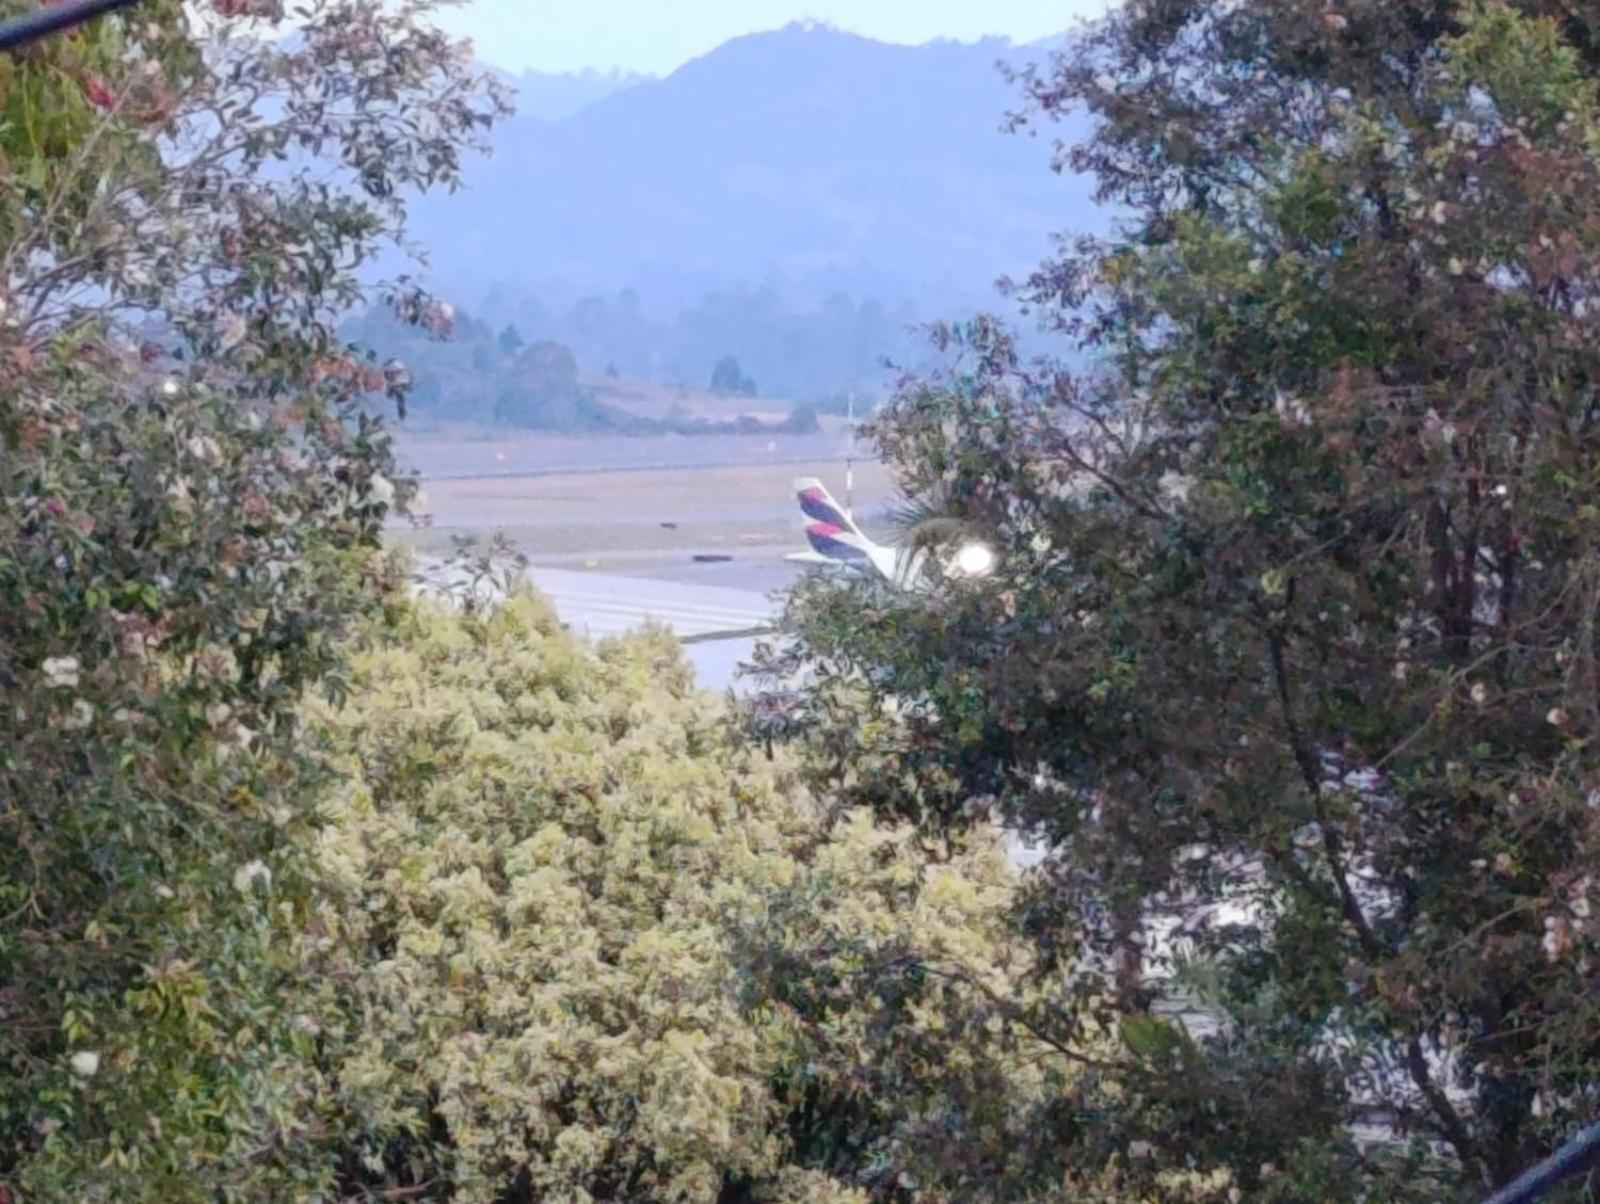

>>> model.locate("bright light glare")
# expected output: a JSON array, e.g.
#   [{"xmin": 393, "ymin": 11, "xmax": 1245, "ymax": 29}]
[{"xmin": 953, "ymin": 541, "xmax": 996, "ymax": 577}]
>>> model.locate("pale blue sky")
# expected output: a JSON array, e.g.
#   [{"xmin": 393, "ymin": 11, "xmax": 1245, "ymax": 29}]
[{"xmin": 436, "ymin": 1, "xmax": 1110, "ymax": 77}]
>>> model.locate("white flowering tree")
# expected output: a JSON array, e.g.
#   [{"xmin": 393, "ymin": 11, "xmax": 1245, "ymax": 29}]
[
  {"xmin": 299, "ymin": 594, "xmax": 1110, "ymax": 1202},
  {"xmin": 0, "ymin": 1, "xmax": 506, "ymax": 1195}
]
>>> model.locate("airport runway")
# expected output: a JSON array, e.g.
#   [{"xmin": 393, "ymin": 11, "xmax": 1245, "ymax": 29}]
[
  {"xmin": 524, "ymin": 566, "xmax": 777, "ymax": 692},
  {"xmin": 415, "ymin": 559, "xmax": 781, "ymax": 691},
  {"xmin": 522, "ymin": 566, "xmax": 777, "ymax": 642}
]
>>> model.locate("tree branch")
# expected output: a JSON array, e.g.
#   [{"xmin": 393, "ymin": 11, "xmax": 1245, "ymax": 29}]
[{"xmin": 1261, "ymin": 600, "xmax": 1487, "ymax": 1178}]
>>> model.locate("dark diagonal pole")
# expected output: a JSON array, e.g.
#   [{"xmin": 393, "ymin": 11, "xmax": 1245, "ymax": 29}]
[
  {"xmin": 0, "ymin": 0, "xmax": 151, "ymax": 55},
  {"xmin": 1483, "ymin": 1122, "xmax": 1600, "ymax": 1204}
]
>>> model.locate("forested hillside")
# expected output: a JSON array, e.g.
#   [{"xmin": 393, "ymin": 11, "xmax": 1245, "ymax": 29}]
[{"xmin": 404, "ymin": 24, "xmax": 1093, "ymax": 315}]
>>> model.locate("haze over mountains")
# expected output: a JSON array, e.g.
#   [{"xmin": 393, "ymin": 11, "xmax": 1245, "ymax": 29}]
[
  {"xmin": 504, "ymin": 67, "xmax": 653, "ymax": 123},
  {"xmin": 408, "ymin": 23, "xmax": 1096, "ymax": 318}
]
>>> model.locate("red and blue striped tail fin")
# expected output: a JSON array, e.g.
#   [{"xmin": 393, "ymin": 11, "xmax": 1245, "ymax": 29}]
[{"xmin": 794, "ymin": 478, "xmax": 872, "ymax": 564}]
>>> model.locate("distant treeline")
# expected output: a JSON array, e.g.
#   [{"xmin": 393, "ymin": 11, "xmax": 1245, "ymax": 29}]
[
  {"xmin": 473, "ymin": 285, "xmax": 924, "ymax": 406},
  {"xmin": 344, "ymin": 304, "xmax": 830, "ymax": 434}
]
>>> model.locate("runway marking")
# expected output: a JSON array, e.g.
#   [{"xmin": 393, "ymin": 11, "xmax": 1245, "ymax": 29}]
[{"xmin": 417, "ymin": 561, "xmax": 779, "ymax": 642}]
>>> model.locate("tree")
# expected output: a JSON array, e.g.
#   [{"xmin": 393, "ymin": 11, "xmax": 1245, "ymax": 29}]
[
  {"xmin": 498, "ymin": 322, "xmax": 526, "ymax": 355},
  {"xmin": 493, "ymin": 339, "xmax": 595, "ymax": 429},
  {"xmin": 765, "ymin": 2, "xmax": 1600, "ymax": 1198},
  {"xmin": 300, "ymin": 591, "xmax": 1106, "ymax": 1201},
  {"xmin": 711, "ymin": 353, "xmax": 758, "ymax": 397},
  {"xmin": 783, "ymin": 402, "xmax": 821, "ymax": 434},
  {"xmin": 0, "ymin": 1, "xmax": 507, "ymax": 1195}
]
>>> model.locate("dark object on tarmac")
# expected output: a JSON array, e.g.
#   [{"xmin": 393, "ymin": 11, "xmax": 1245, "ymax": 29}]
[
  {"xmin": 660, "ymin": 522, "xmax": 678, "ymax": 529},
  {"xmin": 692, "ymin": 554, "xmax": 733, "ymax": 563},
  {"xmin": 0, "ymin": 0, "xmax": 150, "ymax": 55}
]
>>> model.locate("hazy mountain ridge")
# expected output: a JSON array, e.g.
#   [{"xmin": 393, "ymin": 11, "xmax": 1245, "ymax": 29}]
[{"xmin": 408, "ymin": 23, "xmax": 1094, "ymax": 318}]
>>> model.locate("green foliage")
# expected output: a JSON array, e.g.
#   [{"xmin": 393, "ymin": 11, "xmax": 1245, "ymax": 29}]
[
  {"xmin": 0, "ymin": 0, "xmax": 193, "ymax": 252},
  {"xmin": 0, "ymin": 0, "xmax": 507, "ymax": 1196},
  {"xmin": 299, "ymin": 594, "xmax": 1101, "ymax": 1201},
  {"xmin": 766, "ymin": 1, "xmax": 1600, "ymax": 1199}
]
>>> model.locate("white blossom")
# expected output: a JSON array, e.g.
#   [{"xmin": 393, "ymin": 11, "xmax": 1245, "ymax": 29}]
[
  {"xmin": 62, "ymin": 699, "xmax": 94, "ymax": 731},
  {"xmin": 1543, "ymin": 916, "xmax": 1572, "ymax": 962},
  {"xmin": 1274, "ymin": 390, "xmax": 1311, "ymax": 427},
  {"xmin": 186, "ymin": 435, "xmax": 222, "ymax": 464},
  {"xmin": 233, "ymin": 859, "xmax": 272, "ymax": 894},
  {"xmin": 215, "ymin": 311, "xmax": 247, "ymax": 351},
  {"xmin": 41, "ymin": 656, "xmax": 80, "ymax": 688},
  {"xmin": 367, "ymin": 473, "xmax": 396, "ymax": 507},
  {"xmin": 1571, "ymin": 876, "xmax": 1593, "ymax": 920},
  {"xmin": 69, "ymin": 1050, "xmax": 101, "ymax": 1079}
]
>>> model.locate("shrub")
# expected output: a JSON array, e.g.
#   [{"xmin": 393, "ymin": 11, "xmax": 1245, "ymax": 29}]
[{"xmin": 301, "ymin": 593, "xmax": 1097, "ymax": 1201}]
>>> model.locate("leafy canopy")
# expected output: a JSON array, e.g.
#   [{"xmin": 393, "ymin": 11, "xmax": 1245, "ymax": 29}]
[
  {"xmin": 0, "ymin": 0, "xmax": 505, "ymax": 1195},
  {"xmin": 763, "ymin": 2, "xmax": 1600, "ymax": 1199},
  {"xmin": 298, "ymin": 593, "xmax": 1099, "ymax": 1202}
]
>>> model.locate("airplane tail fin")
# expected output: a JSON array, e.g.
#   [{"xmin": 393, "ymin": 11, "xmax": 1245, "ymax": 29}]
[{"xmin": 793, "ymin": 477, "xmax": 875, "ymax": 565}]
